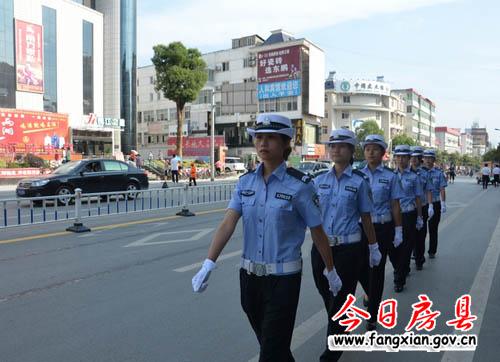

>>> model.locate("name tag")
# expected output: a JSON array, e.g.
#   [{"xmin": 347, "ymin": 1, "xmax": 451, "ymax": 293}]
[
  {"xmin": 241, "ymin": 190, "xmax": 255, "ymax": 197},
  {"xmin": 319, "ymin": 184, "xmax": 331, "ymax": 189},
  {"xmin": 345, "ymin": 185, "xmax": 357, "ymax": 193},
  {"xmin": 275, "ymin": 192, "xmax": 292, "ymax": 201},
  {"xmin": 378, "ymin": 178, "xmax": 389, "ymax": 184}
]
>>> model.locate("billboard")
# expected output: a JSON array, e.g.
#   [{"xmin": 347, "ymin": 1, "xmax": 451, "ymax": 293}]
[
  {"xmin": 0, "ymin": 108, "xmax": 69, "ymax": 148},
  {"xmin": 167, "ymin": 136, "xmax": 225, "ymax": 157},
  {"xmin": 257, "ymin": 79, "xmax": 301, "ymax": 100},
  {"xmin": 257, "ymin": 45, "xmax": 301, "ymax": 84},
  {"xmin": 15, "ymin": 19, "xmax": 44, "ymax": 93}
]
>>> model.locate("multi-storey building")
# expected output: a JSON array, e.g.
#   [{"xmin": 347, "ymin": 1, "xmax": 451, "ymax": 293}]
[
  {"xmin": 435, "ymin": 126, "xmax": 460, "ymax": 153},
  {"xmin": 460, "ymin": 132, "xmax": 473, "ymax": 155}
]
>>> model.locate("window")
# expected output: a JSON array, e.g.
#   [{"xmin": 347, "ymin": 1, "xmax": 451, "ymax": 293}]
[
  {"xmin": 376, "ymin": 112, "xmax": 381, "ymax": 120},
  {"xmin": 222, "ymin": 61, "xmax": 230, "ymax": 71},
  {"xmin": 342, "ymin": 112, "xmax": 349, "ymax": 119},
  {"xmin": 82, "ymin": 20, "xmax": 94, "ymax": 114},
  {"xmin": 407, "ymin": 106, "xmax": 412, "ymax": 113},
  {"xmin": 157, "ymin": 109, "xmax": 168, "ymax": 121},
  {"xmin": 43, "ymin": 6, "xmax": 57, "ymax": 112},
  {"xmin": 103, "ymin": 161, "xmax": 123, "ymax": 171},
  {"xmin": 150, "ymin": 76, "xmax": 154, "ymax": 84},
  {"xmin": 322, "ymin": 126, "xmax": 328, "ymax": 135},
  {"xmin": 0, "ymin": 0, "xmax": 15, "ymax": 108},
  {"xmin": 149, "ymin": 93, "xmax": 153, "ymax": 102},
  {"xmin": 169, "ymin": 108, "xmax": 177, "ymax": 120},
  {"xmin": 207, "ymin": 69, "xmax": 214, "ymax": 81},
  {"xmin": 343, "ymin": 96, "xmax": 350, "ymax": 103},
  {"xmin": 157, "ymin": 92, "xmax": 161, "ymax": 100},
  {"xmin": 137, "ymin": 111, "xmax": 142, "ymax": 123},
  {"xmin": 185, "ymin": 106, "xmax": 191, "ymax": 120}
]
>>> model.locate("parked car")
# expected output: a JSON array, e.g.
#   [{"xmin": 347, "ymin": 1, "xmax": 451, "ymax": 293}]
[
  {"xmin": 16, "ymin": 159, "xmax": 149, "ymax": 205},
  {"xmin": 224, "ymin": 157, "xmax": 246, "ymax": 173},
  {"xmin": 298, "ymin": 161, "xmax": 330, "ymax": 176}
]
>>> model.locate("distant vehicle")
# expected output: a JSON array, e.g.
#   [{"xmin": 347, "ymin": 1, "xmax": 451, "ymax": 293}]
[
  {"xmin": 224, "ymin": 157, "xmax": 246, "ymax": 173},
  {"xmin": 298, "ymin": 161, "xmax": 330, "ymax": 176},
  {"xmin": 16, "ymin": 159, "xmax": 149, "ymax": 205}
]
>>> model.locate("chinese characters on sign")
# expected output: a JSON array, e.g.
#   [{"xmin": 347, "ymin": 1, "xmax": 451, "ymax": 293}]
[
  {"xmin": 166, "ymin": 136, "xmax": 225, "ymax": 157},
  {"xmin": 257, "ymin": 79, "xmax": 301, "ymax": 100},
  {"xmin": 335, "ymin": 80, "xmax": 391, "ymax": 96},
  {"xmin": 15, "ymin": 19, "xmax": 44, "ymax": 93}
]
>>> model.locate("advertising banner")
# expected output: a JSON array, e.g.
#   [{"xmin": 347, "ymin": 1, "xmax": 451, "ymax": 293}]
[
  {"xmin": 257, "ymin": 45, "xmax": 301, "ymax": 84},
  {"xmin": 167, "ymin": 136, "xmax": 225, "ymax": 157},
  {"xmin": 15, "ymin": 19, "xmax": 44, "ymax": 93},
  {"xmin": 0, "ymin": 108, "xmax": 69, "ymax": 148},
  {"xmin": 257, "ymin": 79, "xmax": 301, "ymax": 100}
]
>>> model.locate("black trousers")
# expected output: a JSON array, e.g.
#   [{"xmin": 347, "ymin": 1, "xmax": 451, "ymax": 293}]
[
  {"xmin": 398, "ymin": 210, "xmax": 417, "ymax": 286},
  {"xmin": 494, "ymin": 175, "xmax": 499, "ymax": 187},
  {"xmin": 189, "ymin": 177, "xmax": 197, "ymax": 186},
  {"xmin": 311, "ymin": 242, "xmax": 364, "ymax": 362},
  {"xmin": 240, "ymin": 269, "xmax": 301, "ymax": 362},
  {"xmin": 428, "ymin": 201, "xmax": 442, "ymax": 255},
  {"xmin": 482, "ymin": 175, "xmax": 489, "ymax": 189},
  {"xmin": 171, "ymin": 170, "xmax": 179, "ymax": 183},
  {"xmin": 414, "ymin": 205, "xmax": 429, "ymax": 266},
  {"xmin": 359, "ymin": 222, "xmax": 397, "ymax": 323}
]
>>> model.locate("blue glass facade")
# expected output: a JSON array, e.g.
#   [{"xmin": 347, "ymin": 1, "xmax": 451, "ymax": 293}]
[
  {"xmin": 0, "ymin": 0, "xmax": 15, "ymax": 108},
  {"xmin": 42, "ymin": 6, "xmax": 57, "ymax": 112},
  {"xmin": 82, "ymin": 20, "xmax": 93, "ymax": 114},
  {"xmin": 120, "ymin": 0, "xmax": 137, "ymax": 153}
]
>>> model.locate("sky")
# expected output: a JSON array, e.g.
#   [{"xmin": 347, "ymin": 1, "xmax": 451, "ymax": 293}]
[{"xmin": 137, "ymin": 0, "xmax": 500, "ymax": 146}]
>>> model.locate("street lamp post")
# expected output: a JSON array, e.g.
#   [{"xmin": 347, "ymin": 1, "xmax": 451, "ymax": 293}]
[{"xmin": 210, "ymin": 90, "xmax": 216, "ymax": 182}]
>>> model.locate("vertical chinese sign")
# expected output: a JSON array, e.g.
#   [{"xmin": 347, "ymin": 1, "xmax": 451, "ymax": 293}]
[
  {"xmin": 257, "ymin": 46, "xmax": 301, "ymax": 100},
  {"xmin": 15, "ymin": 19, "xmax": 44, "ymax": 93}
]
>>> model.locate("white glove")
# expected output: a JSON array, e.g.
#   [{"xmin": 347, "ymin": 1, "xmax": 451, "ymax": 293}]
[
  {"xmin": 369, "ymin": 242, "xmax": 382, "ymax": 267},
  {"xmin": 416, "ymin": 216, "xmax": 424, "ymax": 230},
  {"xmin": 441, "ymin": 201, "xmax": 447, "ymax": 213},
  {"xmin": 192, "ymin": 259, "xmax": 217, "ymax": 293},
  {"xmin": 323, "ymin": 267, "xmax": 342, "ymax": 297},
  {"xmin": 428, "ymin": 204, "xmax": 434, "ymax": 219},
  {"xmin": 393, "ymin": 226, "xmax": 403, "ymax": 248}
]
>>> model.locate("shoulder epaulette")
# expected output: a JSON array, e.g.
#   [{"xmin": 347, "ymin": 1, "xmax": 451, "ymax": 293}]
[
  {"xmin": 353, "ymin": 169, "xmax": 370, "ymax": 182},
  {"xmin": 239, "ymin": 169, "xmax": 255, "ymax": 178},
  {"xmin": 383, "ymin": 166, "xmax": 394, "ymax": 172},
  {"xmin": 286, "ymin": 167, "xmax": 311, "ymax": 183}
]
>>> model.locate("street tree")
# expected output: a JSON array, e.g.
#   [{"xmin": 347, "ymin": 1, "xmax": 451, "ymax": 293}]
[
  {"xmin": 483, "ymin": 144, "xmax": 500, "ymax": 162},
  {"xmin": 354, "ymin": 120, "xmax": 384, "ymax": 159},
  {"xmin": 152, "ymin": 42, "xmax": 207, "ymax": 157},
  {"xmin": 391, "ymin": 133, "xmax": 417, "ymax": 148}
]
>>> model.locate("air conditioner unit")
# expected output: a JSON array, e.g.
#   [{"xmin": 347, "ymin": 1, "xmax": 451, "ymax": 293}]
[
  {"xmin": 249, "ymin": 76, "xmax": 256, "ymax": 81},
  {"xmin": 215, "ymin": 65, "xmax": 222, "ymax": 71},
  {"xmin": 249, "ymin": 60, "xmax": 256, "ymax": 66},
  {"xmin": 215, "ymin": 85, "xmax": 222, "ymax": 91},
  {"xmin": 249, "ymin": 55, "xmax": 256, "ymax": 61}
]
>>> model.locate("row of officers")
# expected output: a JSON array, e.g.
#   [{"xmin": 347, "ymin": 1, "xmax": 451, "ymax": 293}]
[{"xmin": 192, "ymin": 114, "xmax": 448, "ymax": 362}]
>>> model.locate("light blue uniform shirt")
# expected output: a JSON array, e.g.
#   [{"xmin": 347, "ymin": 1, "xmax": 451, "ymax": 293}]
[
  {"xmin": 228, "ymin": 162, "xmax": 321, "ymax": 267},
  {"xmin": 314, "ymin": 165, "xmax": 373, "ymax": 238},
  {"xmin": 397, "ymin": 167, "xmax": 423, "ymax": 212},
  {"xmin": 427, "ymin": 167, "xmax": 447, "ymax": 202},
  {"xmin": 416, "ymin": 166, "xmax": 431, "ymax": 205},
  {"xmin": 360, "ymin": 164, "xmax": 404, "ymax": 218}
]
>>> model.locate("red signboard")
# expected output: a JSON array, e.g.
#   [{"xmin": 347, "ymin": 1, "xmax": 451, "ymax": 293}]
[
  {"xmin": 15, "ymin": 19, "xmax": 44, "ymax": 93},
  {"xmin": 0, "ymin": 108, "xmax": 69, "ymax": 149},
  {"xmin": 167, "ymin": 136, "xmax": 225, "ymax": 157},
  {"xmin": 257, "ymin": 45, "xmax": 301, "ymax": 84}
]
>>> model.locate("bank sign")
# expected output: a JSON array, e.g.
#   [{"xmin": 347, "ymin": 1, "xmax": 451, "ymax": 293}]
[
  {"xmin": 336, "ymin": 80, "xmax": 391, "ymax": 96},
  {"xmin": 257, "ymin": 45, "xmax": 301, "ymax": 100},
  {"xmin": 81, "ymin": 114, "xmax": 125, "ymax": 130}
]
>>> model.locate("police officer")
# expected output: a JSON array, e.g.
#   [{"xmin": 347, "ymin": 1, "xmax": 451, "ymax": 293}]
[
  {"xmin": 410, "ymin": 146, "xmax": 432, "ymax": 270},
  {"xmin": 312, "ymin": 129, "xmax": 381, "ymax": 361},
  {"xmin": 394, "ymin": 145, "xmax": 424, "ymax": 292},
  {"xmin": 192, "ymin": 114, "xmax": 340, "ymax": 362},
  {"xmin": 424, "ymin": 149, "xmax": 448, "ymax": 258},
  {"xmin": 358, "ymin": 134, "xmax": 404, "ymax": 331},
  {"xmin": 492, "ymin": 164, "xmax": 500, "ymax": 188}
]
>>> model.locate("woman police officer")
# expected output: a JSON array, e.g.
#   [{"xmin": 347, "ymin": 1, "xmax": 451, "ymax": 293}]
[
  {"xmin": 192, "ymin": 114, "xmax": 341, "ymax": 362},
  {"xmin": 358, "ymin": 134, "xmax": 404, "ymax": 331},
  {"xmin": 311, "ymin": 129, "xmax": 381, "ymax": 362}
]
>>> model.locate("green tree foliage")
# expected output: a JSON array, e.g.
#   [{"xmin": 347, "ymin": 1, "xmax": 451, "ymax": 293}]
[
  {"xmin": 391, "ymin": 133, "xmax": 417, "ymax": 148},
  {"xmin": 354, "ymin": 120, "xmax": 384, "ymax": 159},
  {"xmin": 152, "ymin": 42, "xmax": 207, "ymax": 156},
  {"xmin": 483, "ymin": 144, "xmax": 500, "ymax": 163}
]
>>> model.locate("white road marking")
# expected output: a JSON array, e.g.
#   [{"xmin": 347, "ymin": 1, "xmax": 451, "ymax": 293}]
[
  {"xmin": 124, "ymin": 228, "xmax": 214, "ymax": 247},
  {"xmin": 441, "ymin": 213, "xmax": 500, "ymax": 362},
  {"xmin": 174, "ymin": 250, "xmax": 242, "ymax": 272}
]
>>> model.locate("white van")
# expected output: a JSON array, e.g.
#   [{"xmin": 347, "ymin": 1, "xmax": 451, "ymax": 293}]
[{"xmin": 224, "ymin": 157, "xmax": 246, "ymax": 173}]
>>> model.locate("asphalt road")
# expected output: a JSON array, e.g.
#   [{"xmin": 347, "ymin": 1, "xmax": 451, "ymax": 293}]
[{"xmin": 0, "ymin": 176, "xmax": 499, "ymax": 362}]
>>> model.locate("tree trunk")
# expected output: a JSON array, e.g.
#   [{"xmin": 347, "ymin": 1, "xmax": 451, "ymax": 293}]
[{"xmin": 176, "ymin": 103, "xmax": 185, "ymax": 157}]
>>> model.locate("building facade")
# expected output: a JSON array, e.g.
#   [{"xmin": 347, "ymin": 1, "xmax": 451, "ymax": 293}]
[
  {"xmin": 465, "ymin": 124, "xmax": 489, "ymax": 156},
  {"xmin": 460, "ymin": 132, "xmax": 473, "ymax": 155},
  {"xmin": 392, "ymin": 88, "xmax": 436, "ymax": 147},
  {"xmin": 435, "ymin": 126, "xmax": 460, "ymax": 153},
  {"xmin": 323, "ymin": 74, "xmax": 405, "ymax": 147}
]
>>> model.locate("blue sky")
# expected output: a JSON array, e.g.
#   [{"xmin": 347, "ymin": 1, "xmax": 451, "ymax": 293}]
[{"xmin": 138, "ymin": 0, "xmax": 500, "ymax": 145}]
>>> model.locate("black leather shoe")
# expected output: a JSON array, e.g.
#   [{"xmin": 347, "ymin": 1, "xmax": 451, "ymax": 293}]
[{"xmin": 429, "ymin": 253, "xmax": 436, "ymax": 259}]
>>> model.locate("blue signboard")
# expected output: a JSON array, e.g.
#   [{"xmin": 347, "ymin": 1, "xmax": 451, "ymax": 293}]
[{"xmin": 257, "ymin": 79, "xmax": 301, "ymax": 100}]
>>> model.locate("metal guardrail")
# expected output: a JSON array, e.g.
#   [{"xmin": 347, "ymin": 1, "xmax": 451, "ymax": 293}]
[{"xmin": 1, "ymin": 182, "xmax": 237, "ymax": 231}]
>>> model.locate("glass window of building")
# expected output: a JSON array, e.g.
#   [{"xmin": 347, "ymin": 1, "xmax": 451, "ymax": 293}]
[
  {"xmin": 82, "ymin": 20, "xmax": 94, "ymax": 114},
  {"xmin": 0, "ymin": 0, "xmax": 15, "ymax": 108},
  {"xmin": 222, "ymin": 61, "xmax": 230, "ymax": 71},
  {"xmin": 149, "ymin": 93, "xmax": 153, "ymax": 102},
  {"xmin": 43, "ymin": 6, "xmax": 57, "ymax": 112},
  {"xmin": 342, "ymin": 112, "xmax": 349, "ymax": 119},
  {"xmin": 343, "ymin": 95, "xmax": 350, "ymax": 103}
]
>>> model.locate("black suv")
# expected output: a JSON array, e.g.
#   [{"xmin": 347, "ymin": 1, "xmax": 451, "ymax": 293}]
[{"xmin": 16, "ymin": 159, "xmax": 149, "ymax": 205}]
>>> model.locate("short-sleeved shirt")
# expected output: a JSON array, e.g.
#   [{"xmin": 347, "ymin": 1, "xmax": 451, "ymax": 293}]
[
  {"xmin": 171, "ymin": 157, "xmax": 180, "ymax": 171},
  {"xmin": 482, "ymin": 167, "xmax": 491, "ymax": 176},
  {"xmin": 493, "ymin": 167, "xmax": 500, "ymax": 175},
  {"xmin": 416, "ymin": 166, "xmax": 432, "ymax": 205},
  {"xmin": 397, "ymin": 167, "xmax": 423, "ymax": 212},
  {"xmin": 428, "ymin": 167, "xmax": 448, "ymax": 202},
  {"xmin": 360, "ymin": 164, "xmax": 404, "ymax": 217},
  {"xmin": 314, "ymin": 165, "xmax": 373, "ymax": 238},
  {"xmin": 228, "ymin": 162, "xmax": 321, "ymax": 269}
]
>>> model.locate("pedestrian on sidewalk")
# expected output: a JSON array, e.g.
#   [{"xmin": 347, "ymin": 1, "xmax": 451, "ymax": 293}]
[
  {"xmin": 192, "ymin": 114, "xmax": 336, "ymax": 362},
  {"xmin": 493, "ymin": 164, "xmax": 500, "ymax": 188},
  {"xmin": 481, "ymin": 163, "xmax": 491, "ymax": 189},
  {"xmin": 171, "ymin": 154, "xmax": 180, "ymax": 183},
  {"xmin": 424, "ymin": 149, "xmax": 448, "ymax": 259},
  {"xmin": 189, "ymin": 162, "xmax": 197, "ymax": 186},
  {"xmin": 312, "ymin": 129, "xmax": 380, "ymax": 361}
]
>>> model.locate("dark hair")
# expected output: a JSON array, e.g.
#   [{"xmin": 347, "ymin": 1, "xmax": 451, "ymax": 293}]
[{"xmin": 279, "ymin": 134, "xmax": 292, "ymax": 161}]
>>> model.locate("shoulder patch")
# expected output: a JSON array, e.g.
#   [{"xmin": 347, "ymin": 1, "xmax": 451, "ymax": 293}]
[
  {"xmin": 286, "ymin": 167, "xmax": 311, "ymax": 183},
  {"xmin": 352, "ymin": 169, "xmax": 370, "ymax": 182},
  {"xmin": 239, "ymin": 169, "xmax": 255, "ymax": 178}
]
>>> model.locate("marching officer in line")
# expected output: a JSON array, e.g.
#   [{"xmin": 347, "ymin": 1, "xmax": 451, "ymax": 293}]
[
  {"xmin": 192, "ymin": 114, "xmax": 340, "ymax": 362},
  {"xmin": 423, "ymin": 149, "xmax": 448, "ymax": 259},
  {"xmin": 312, "ymin": 129, "xmax": 381, "ymax": 361},
  {"xmin": 358, "ymin": 134, "xmax": 404, "ymax": 331},
  {"xmin": 394, "ymin": 145, "xmax": 424, "ymax": 292},
  {"xmin": 410, "ymin": 146, "xmax": 433, "ymax": 270},
  {"xmin": 492, "ymin": 164, "xmax": 500, "ymax": 188}
]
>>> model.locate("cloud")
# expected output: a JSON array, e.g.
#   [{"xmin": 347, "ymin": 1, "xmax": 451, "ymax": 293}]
[{"xmin": 137, "ymin": 0, "xmax": 455, "ymax": 65}]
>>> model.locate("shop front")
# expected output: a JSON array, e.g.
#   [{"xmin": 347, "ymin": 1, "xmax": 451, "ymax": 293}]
[{"xmin": 71, "ymin": 114, "xmax": 124, "ymax": 157}]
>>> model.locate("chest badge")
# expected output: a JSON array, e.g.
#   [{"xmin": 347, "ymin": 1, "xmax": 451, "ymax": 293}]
[
  {"xmin": 345, "ymin": 185, "xmax": 358, "ymax": 193},
  {"xmin": 241, "ymin": 190, "xmax": 255, "ymax": 197},
  {"xmin": 275, "ymin": 192, "xmax": 292, "ymax": 201}
]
